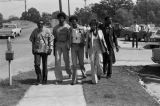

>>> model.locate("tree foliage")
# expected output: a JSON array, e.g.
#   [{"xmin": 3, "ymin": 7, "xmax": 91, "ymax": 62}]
[
  {"xmin": 0, "ymin": 13, "xmax": 3, "ymax": 22},
  {"xmin": 91, "ymin": 0, "xmax": 134, "ymax": 22},
  {"xmin": 20, "ymin": 8, "xmax": 41, "ymax": 23},
  {"xmin": 8, "ymin": 15, "xmax": 19, "ymax": 21},
  {"xmin": 41, "ymin": 12, "xmax": 52, "ymax": 25},
  {"xmin": 74, "ymin": 7, "xmax": 97, "ymax": 25},
  {"xmin": 133, "ymin": 0, "xmax": 160, "ymax": 25}
]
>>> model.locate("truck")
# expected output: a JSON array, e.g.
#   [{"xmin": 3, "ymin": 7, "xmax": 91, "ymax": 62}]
[{"xmin": 0, "ymin": 23, "xmax": 22, "ymax": 38}]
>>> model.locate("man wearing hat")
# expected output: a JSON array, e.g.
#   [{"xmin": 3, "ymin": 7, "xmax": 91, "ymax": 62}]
[
  {"xmin": 53, "ymin": 12, "xmax": 72, "ymax": 84},
  {"xmin": 29, "ymin": 20, "xmax": 53, "ymax": 84}
]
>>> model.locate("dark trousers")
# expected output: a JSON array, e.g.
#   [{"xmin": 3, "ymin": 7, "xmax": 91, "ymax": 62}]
[
  {"xmin": 132, "ymin": 32, "xmax": 138, "ymax": 48},
  {"xmin": 103, "ymin": 48, "xmax": 115, "ymax": 75},
  {"xmin": 34, "ymin": 53, "xmax": 48, "ymax": 82}
]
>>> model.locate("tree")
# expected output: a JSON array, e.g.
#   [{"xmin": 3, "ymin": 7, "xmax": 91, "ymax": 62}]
[
  {"xmin": 0, "ymin": 13, "xmax": 3, "ymax": 27},
  {"xmin": 20, "ymin": 7, "xmax": 41, "ymax": 23},
  {"xmin": 8, "ymin": 15, "xmax": 19, "ymax": 21},
  {"xmin": 41, "ymin": 12, "xmax": 52, "ymax": 26},
  {"xmin": 27, "ymin": 8, "xmax": 41, "ymax": 23},
  {"xmin": 0, "ymin": 13, "xmax": 3, "ymax": 22},
  {"xmin": 20, "ymin": 11, "xmax": 28, "ymax": 20},
  {"xmin": 91, "ymin": 0, "xmax": 134, "ymax": 21},
  {"xmin": 133, "ymin": 0, "xmax": 160, "ymax": 24},
  {"xmin": 114, "ymin": 8, "xmax": 134, "ymax": 26},
  {"xmin": 51, "ymin": 11, "xmax": 60, "ymax": 19},
  {"xmin": 74, "ymin": 6, "xmax": 97, "ymax": 25}
]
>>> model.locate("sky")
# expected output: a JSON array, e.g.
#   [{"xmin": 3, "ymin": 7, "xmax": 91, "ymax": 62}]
[{"xmin": 0, "ymin": 0, "xmax": 136, "ymax": 19}]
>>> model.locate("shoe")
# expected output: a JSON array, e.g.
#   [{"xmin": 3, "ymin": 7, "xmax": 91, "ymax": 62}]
[
  {"xmin": 71, "ymin": 82, "xmax": 76, "ymax": 85},
  {"xmin": 36, "ymin": 75, "xmax": 42, "ymax": 84},
  {"xmin": 42, "ymin": 80, "xmax": 47, "ymax": 85},
  {"xmin": 69, "ymin": 74, "xmax": 72, "ymax": 79},
  {"xmin": 106, "ymin": 74, "xmax": 111, "ymax": 79},
  {"xmin": 103, "ymin": 70, "xmax": 107, "ymax": 75},
  {"xmin": 82, "ymin": 74, "xmax": 87, "ymax": 79},
  {"xmin": 81, "ymin": 69, "xmax": 87, "ymax": 79},
  {"xmin": 55, "ymin": 80, "xmax": 63, "ymax": 85},
  {"xmin": 97, "ymin": 75, "xmax": 101, "ymax": 80}
]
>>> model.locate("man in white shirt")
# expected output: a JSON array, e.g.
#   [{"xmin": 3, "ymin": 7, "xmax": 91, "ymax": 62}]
[{"xmin": 131, "ymin": 21, "xmax": 140, "ymax": 48}]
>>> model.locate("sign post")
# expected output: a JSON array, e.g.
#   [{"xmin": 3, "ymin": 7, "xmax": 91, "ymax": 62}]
[{"xmin": 5, "ymin": 37, "xmax": 14, "ymax": 86}]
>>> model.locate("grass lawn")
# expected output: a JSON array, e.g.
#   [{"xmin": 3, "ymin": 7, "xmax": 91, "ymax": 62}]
[
  {"xmin": 0, "ymin": 71, "xmax": 36, "ymax": 106},
  {"xmin": 83, "ymin": 66, "xmax": 160, "ymax": 106}
]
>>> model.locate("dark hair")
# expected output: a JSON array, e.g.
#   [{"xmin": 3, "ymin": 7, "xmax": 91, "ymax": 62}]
[
  {"xmin": 57, "ymin": 12, "xmax": 66, "ymax": 19},
  {"xmin": 134, "ymin": 21, "xmax": 137, "ymax": 24},
  {"xmin": 89, "ymin": 19, "xmax": 98, "ymax": 26},
  {"xmin": 104, "ymin": 15, "xmax": 112, "ymax": 21},
  {"xmin": 69, "ymin": 16, "xmax": 78, "ymax": 22},
  {"xmin": 37, "ymin": 19, "xmax": 44, "ymax": 25}
]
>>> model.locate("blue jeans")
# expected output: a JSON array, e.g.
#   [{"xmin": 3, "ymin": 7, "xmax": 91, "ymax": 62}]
[
  {"xmin": 71, "ymin": 44, "xmax": 85, "ymax": 83},
  {"xmin": 54, "ymin": 42, "xmax": 71, "ymax": 81}
]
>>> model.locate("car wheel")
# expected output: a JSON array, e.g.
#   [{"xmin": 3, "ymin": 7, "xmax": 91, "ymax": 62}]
[
  {"xmin": 18, "ymin": 33, "xmax": 21, "ymax": 36},
  {"xmin": 13, "ymin": 34, "xmax": 16, "ymax": 38}
]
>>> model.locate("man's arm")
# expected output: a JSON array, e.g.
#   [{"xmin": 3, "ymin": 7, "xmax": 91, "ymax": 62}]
[
  {"xmin": 52, "ymin": 27, "xmax": 57, "ymax": 56},
  {"xmin": 67, "ymin": 27, "xmax": 71, "ymax": 50},
  {"xmin": 112, "ymin": 28, "xmax": 119, "ymax": 52},
  {"xmin": 29, "ymin": 29, "xmax": 36, "ymax": 43}
]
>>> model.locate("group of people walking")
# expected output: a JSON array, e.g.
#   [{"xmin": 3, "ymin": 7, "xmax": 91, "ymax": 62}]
[{"xmin": 29, "ymin": 12, "xmax": 119, "ymax": 85}]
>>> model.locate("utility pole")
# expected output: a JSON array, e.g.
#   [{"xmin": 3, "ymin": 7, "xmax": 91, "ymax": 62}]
[
  {"xmin": 59, "ymin": 0, "xmax": 62, "ymax": 12},
  {"xmin": 25, "ymin": 0, "xmax": 27, "ymax": 12},
  {"xmin": 68, "ymin": 0, "xmax": 70, "ymax": 17},
  {"xmin": 84, "ymin": 0, "xmax": 87, "ymax": 8}
]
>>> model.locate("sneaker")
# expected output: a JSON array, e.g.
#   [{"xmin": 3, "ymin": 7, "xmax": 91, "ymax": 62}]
[
  {"xmin": 55, "ymin": 80, "xmax": 63, "ymax": 85},
  {"xmin": 97, "ymin": 75, "xmax": 101, "ymax": 80},
  {"xmin": 69, "ymin": 74, "xmax": 72, "ymax": 79},
  {"xmin": 71, "ymin": 80, "xmax": 78, "ymax": 85},
  {"xmin": 106, "ymin": 74, "xmax": 111, "ymax": 79}
]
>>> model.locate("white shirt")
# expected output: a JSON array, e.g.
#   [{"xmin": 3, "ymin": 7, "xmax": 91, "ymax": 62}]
[
  {"xmin": 72, "ymin": 28, "xmax": 82, "ymax": 43},
  {"xmin": 131, "ymin": 24, "xmax": 140, "ymax": 32}
]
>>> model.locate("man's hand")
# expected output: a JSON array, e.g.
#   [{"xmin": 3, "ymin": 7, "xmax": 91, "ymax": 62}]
[
  {"xmin": 85, "ymin": 52, "xmax": 88, "ymax": 59},
  {"xmin": 116, "ymin": 46, "xmax": 119, "ymax": 52},
  {"xmin": 47, "ymin": 49, "xmax": 52, "ymax": 55}
]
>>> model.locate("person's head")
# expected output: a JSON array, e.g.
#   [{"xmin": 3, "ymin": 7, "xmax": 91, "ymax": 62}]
[
  {"xmin": 89, "ymin": 19, "xmax": 98, "ymax": 31},
  {"xmin": 69, "ymin": 16, "xmax": 78, "ymax": 28},
  {"xmin": 37, "ymin": 20, "xmax": 44, "ymax": 30},
  {"xmin": 57, "ymin": 12, "xmax": 66, "ymax": 24},
  {"xmin": 133, "ymin": 21, "xmax": 137, "ymax": 24},
  {"xmin": 104, "ymin": 16, "xmax": 112, "ymax": 26}
]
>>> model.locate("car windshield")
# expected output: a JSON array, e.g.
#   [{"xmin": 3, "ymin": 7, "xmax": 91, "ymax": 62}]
[{"xmin": 3, "ymin": 25, "xmax": 16, "ymax": 28}]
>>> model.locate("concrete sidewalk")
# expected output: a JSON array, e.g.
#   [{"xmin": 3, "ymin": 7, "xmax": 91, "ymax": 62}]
[{"xmin": 17, "ymin": 69, "xmax": 87, "ymax": 106}]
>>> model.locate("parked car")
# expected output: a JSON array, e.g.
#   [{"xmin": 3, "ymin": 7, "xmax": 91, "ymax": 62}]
[
  {"xmin": 150, "ymin": 29, "xmax": 160, "ymax": 40},
  {"xmin": 152, "ymin": 48, "xmax": 160, "ymax": 64},
  {"xmin": 120, "ymin": 27, "xmax": 133, "ymax": 41},
  {"xmin": 0, "ymin": 23, "xmax": 22, "ymax": 38}
]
